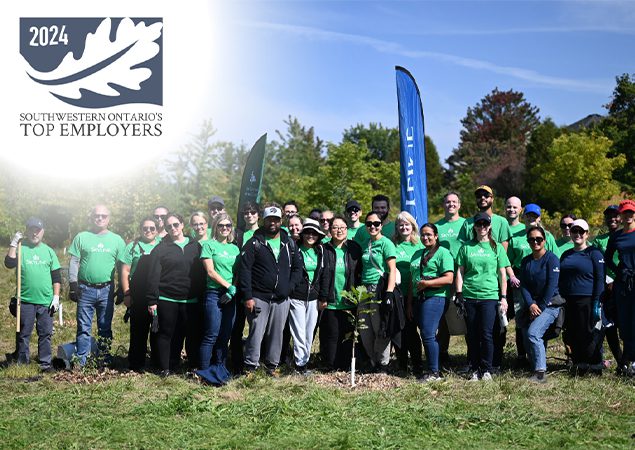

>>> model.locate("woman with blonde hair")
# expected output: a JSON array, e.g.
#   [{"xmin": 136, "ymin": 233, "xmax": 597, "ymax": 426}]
[{"xmin": 190, "ymin": 211, "xmax": 210, "ymax": 243}]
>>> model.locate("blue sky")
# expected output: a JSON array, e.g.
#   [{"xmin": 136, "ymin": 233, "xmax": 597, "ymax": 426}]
[{"xmin": 206, "ymin": 0, "xmax": 633, "ymax": 165}]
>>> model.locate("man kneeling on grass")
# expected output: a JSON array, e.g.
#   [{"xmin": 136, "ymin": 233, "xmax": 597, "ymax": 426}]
[{"xmin": 5, "ymin": 217, "xmax": 61, "ymax": 372}]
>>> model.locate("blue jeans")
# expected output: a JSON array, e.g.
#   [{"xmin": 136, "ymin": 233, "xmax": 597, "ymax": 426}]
[
  {"xmin": 199, "ymin": 289, "xmax": 236, "ymax": 370},
  {"xmin": 465, "ymin": 299, "xmax": 498, "ymax": 374},
  {"xmin": 76, "ymin": 283, "xmax": 114, "ymax": 366},
  {"xmin": 522, "ymin": 306, "xmax": 560, "ymax": 372},
  {"xmin": 615, "ymin": 282, "xmax": 635, "ymax": 361},
  {"xmin": 415, "ymin": 296, "xmax": 447, "ymax": 373}
]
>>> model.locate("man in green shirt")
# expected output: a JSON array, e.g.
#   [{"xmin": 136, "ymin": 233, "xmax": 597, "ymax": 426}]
[
  {"xmin": 457, "ymin": 185, "xmax": 512, "ymax": 251},
  {"xmin": 355, "ymin": 194, "xmax": 395, "ymax": 244},
  {"xmin": 68, "ymin": 205, "xmax": 125, "ymax": 367},
  {"xmin": 505, "ymin": 196, "xmax": 526, "ymax": 238},
  {"xmin": 5, "ymin": 217, "xmax": 61, "ymax": 372},
  {"xmin": 345, "ymin": 200, "xmax": 363, "ymax": 241}
]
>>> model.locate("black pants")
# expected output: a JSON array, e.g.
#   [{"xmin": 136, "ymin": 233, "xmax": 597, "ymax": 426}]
[
  {"xmin": 128, "ymin": 295, "xmax": 157, "ymax": 370},
  {"xmin": 230, "ymin": 300, "xmax": 246, "ymax": 374},
  {"xmin": 319, "ymin": 308, "xmax": 355, "ymax": 371},
  {"xmin": 465, "ymin": 299, "xmax": 498, "ymax": 374},
  {"xmin": 155, "ymin": 300, "xmax": 201, "ymax": 371},
  {"xmin": 564, "ymin": 295, "xmax": 602, "ymax": 365},
  {"xmin": 396, "ymin": 315, "xmax": 423, "ymax": 372}
]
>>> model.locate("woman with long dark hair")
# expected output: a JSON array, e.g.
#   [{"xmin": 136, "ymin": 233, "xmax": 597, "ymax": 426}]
[
  {"xmin": 455, "ymin": 212, "xmax": 509, "ymax": 381},
  {"xmin": 408, "ymin": 223, "xmax": 454, "ymax": 381},
  {"xmin": 146, "ymin": 213, "xmax": 204, "ymax": 376},
  {"xmin": 120, "ymin": 217, "xmax": 160, "ymax": 372}
]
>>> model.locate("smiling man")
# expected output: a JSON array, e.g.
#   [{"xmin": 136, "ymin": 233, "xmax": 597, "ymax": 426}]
[
  {"xmin": 68, "ymin": 205, "xmax": 125, "ymax": 368},
  {"xmin": 458, "ymin": 185, "xmax": 512, "ymax": 250}
]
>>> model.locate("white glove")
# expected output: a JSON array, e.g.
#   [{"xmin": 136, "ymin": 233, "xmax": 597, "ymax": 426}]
[
  {"xmin": 10, "ymin": 232, "xmax": 23, "ymax": 247},
  {"xmin": 50, "ymin": 295, "xmax": 60, "ymax": 313}
]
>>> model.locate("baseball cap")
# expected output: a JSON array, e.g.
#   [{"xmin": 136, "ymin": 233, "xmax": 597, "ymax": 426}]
[
  {"xmin": 603, "ymin": 204, "xmax": 619, "ymax": 215},
  {"xmin": 570, "ymin": 219, "xmax": 589, "ymax": 231},
  {"xmin": 474, "ymin": 212, "xmax": 491, "ymax": 224},
  {"xmin": 25, "ymin": 217, "xmax": 44, "ymax": 229},
  {"xmin": 300, "ymin": 218, "xmax": 325, "ymax": 237},
  {"xmin": 618, "ymin": 199, "xmax": 635, "ymax": 214},
  {"xmin": 345, "ymin": 200, "xmax": 361, "ymax": 212},
  {"xmin": 475, "ymin": 185, "xmax": 493, "ymax": 196},
  {"xmin": 523, "ymin": 204, "xmax": 541, "ymax": 217},
  {"xmin": 262, "ymin": 206, "xmax": 282, "ymax": 219},
  {"xmin": 207, "ymin": 196, "xmax": 225, "ymax": 209}
]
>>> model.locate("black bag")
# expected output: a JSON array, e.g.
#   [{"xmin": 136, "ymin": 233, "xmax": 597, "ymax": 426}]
[
  {"xmin": 543, "ymin": 307, "xmax": 565, "ymax": 341},
  {"xmin": 9, "ymin": 297, "xmax": 17, "ymax": 317}
]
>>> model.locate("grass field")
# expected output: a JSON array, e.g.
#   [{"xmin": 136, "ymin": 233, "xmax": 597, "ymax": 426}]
[{"xmin": 0, "ymin": 260, "xmax": 634, "ymax": 449}]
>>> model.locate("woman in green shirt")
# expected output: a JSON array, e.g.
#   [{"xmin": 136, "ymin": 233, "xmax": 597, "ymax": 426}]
[
  {"xmin": 407, "ymin": 223, "xmax": 455, "ymax": 381},
  {"xmin": 190, "ymin": 211, "xmax": 210, "ymax": 243},
  {"xmin": 359, "ymin": 212, "xmax": 397, "ymax": 372},
  {"xmin": 197, "ymin": 213, "xmax": 240, "ymax": 385},
  {"xmin": 455, "ymin": 212, "xmax": 510, "ymax": 381},
  {"xmin": 393, "ymin": 211, "xmax": 424, "ymax": 375}
]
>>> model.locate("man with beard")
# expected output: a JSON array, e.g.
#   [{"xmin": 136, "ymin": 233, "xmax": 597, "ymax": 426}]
[
  {"xmin": 240, "ymin": 204, "xmax": 303, "ymax": 374},
  {"xmin": 355, "ymin": 194, "xmax": 395, "ymax": 245},
  {"xmin": 458, "ymin": 186, "xmax": 512, "ymax": 250}
]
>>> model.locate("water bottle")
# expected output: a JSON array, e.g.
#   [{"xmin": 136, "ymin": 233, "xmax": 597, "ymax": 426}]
[{"xmin": 498, "ymin": 303, "xmax": 508, "ymax": 329}]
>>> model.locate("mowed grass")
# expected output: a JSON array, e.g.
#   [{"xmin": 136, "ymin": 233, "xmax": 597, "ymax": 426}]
[{"xmin": 0, "ymin": 262, "xmax": 634, "ymax": 449}]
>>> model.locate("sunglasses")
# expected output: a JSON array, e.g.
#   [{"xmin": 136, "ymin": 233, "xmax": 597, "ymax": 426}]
[
  {"xmin": 142, "ymin": 226, "xmax": 156, "ymax": 232},
  {"xmin": 570, "ymin": 228, "xmax": 586, "ymax": 236},
  {"xmin": 560, "ymin": 222, "xmax": 573, "ymax": 229},
  {"xmin": 365, "ymin": 221, "xmax": 382, "ymax": 228},
  {"xmin": 243, "ymin": 210, "xmax": 258, "ymax": 216},
  {"xmin": 165, "ymin": 222, "xmax": 181, "ymax": 230},
  {"xmin": 217, "ymin": 223, "xmax": 233, "ymax": 229},
  {"xmin": 93, "ymin": 214, "xmax": 108, "ymax": 219},
  {"xmin": 474, "ymin": 221, "xmax": 490, "ymax": 228},
  {"xmin": 320, "ymin": 218, "xmax": 332, "ymax": 223},
  {"xmin": 347, "ymin": 208, "xmax": 361, "ymax": 214},
  {"xmin": 475, "ymin": 193, "xmax": 492, "ymax": 199},
  {"xmin": 527, "ymin": 237, "xmax": 544, "ymax": 244},
  {"xmin": 154, "ymin": 214, "xmax": 167, "ymax": 220}
]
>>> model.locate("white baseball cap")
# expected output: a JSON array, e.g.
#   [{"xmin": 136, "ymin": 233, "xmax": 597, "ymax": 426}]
[
  {"xmin": 570, "ymin": 219, "xmax": 589, "ymax": 231},
  {"xmin": 262, "ymin": 206, "xmax": 282, "ymax": 219}
]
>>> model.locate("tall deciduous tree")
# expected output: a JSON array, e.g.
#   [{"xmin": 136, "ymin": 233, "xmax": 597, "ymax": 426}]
[
  {"xmin": 447, "ymin": 88, "xmax": 540, "ymax": 199},
  {"xmin": 533, "ymin": 133, "xmax": 625, "ymax": 221},
  {"xmin": 524, "ymin": 118, "xmax": 564, "ymax": 201},
  {"xmin": 598, "ymin": 73, "xmax": 635, "ymax": 190}
]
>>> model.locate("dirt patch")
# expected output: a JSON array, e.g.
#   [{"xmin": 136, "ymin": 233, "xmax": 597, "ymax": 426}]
[
  {"xmin": 311, "ymin": 371, "xmax": 407, "ymax": 391},
  {"xmin": 52, "ymin": 368, "xmax": 143, "ymax": 384}
]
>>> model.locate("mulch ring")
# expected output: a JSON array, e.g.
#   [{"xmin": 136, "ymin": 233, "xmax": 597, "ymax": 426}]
[
  {"xmin": 311, "ymin": 371, "xmax": 407, "ymax": 390},
  {"xmin": 52, "ymin": 368, "xmax": 143, "ymax": 384}
]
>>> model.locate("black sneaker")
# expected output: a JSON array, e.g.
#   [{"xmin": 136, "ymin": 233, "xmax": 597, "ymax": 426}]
[{"xmin": 528, "ymin": 371, "xmax": 546, "ymax": 383}]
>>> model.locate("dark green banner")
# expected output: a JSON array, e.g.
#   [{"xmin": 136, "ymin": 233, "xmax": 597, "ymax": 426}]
[{"xmin": 237, "ymin": 133, "xmax": 267, "ymax": 230}]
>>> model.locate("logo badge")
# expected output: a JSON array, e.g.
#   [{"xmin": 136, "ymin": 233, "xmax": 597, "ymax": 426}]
[{"xmin": 20, "ymin": 17, "xmax": 163, "ymax": 108}]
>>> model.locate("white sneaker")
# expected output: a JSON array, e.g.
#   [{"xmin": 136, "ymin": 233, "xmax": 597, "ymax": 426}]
[
  {"xmin": 481, "ymin": 371, "xmax": 493, "ymax": 381},
  {"xmin": 468, "ymin": 371, "xmax": 480, "ymax": 381}
]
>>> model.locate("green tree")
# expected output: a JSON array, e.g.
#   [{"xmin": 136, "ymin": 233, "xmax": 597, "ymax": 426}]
[
  {"xmin": 533, "ymin": 133, "xmax": 625, "ymax": 220},
  {"xmin": 597, "ymin": 73, "xmax": 635, "ymax": 190},
  {"xmin": 343, "ymin": 122, "xmax": 400, "ymax": 162},
  {"xmin": 524, "ymin": 118, "xmax": 565, "ymax": 201},
  {"xmin": 447, "ymin": 88, "xmax": 540, "ymax": 199}
]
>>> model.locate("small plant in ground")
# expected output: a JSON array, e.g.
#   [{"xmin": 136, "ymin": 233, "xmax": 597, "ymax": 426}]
[{"xmin": 341, "ymin": 285, "xmax": 379, "ymax": 387}]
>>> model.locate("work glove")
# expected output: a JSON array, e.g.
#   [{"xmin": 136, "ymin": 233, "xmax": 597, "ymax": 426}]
[
  {"xmin": 69, "ymin": 282, "xmax": 80, "ymax": 303},
  {"xmin": 150, "ymin": 309, "xmax": 159, "ymax": 333},
  {"xmin": 593, "ymin": 300, "xmax": 601, "ymax": 323},
  {"xmin": 219, "ymin": 285, "xmax": 237, "ymax": 305},
  {"xmin": 49, "ymin": 295, "xmax": 60, "ymax": 316},
  {"xmin": 10, "ymin": 232, "xmax": 23, "ymax": 248},
  {"xmin": 454, "ymin": 292, "xmax": 466, "ymax": 318},
  {"xmin": 381, "ymin": 291, "xmax": 395, "ymax": 314}
]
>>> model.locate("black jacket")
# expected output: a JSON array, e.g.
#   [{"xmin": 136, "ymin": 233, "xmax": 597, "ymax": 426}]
[
  {"xmin": 145, "ymin": 238, "xmax": 204, "ymax": 306},
  {"xmin": 239, "ymin": 229, "xmax": 302, "ymax": 301},
  {"xmin": 290, "ymin": 243, "xmax": 330, "ymax": 301},
  {"xmin": 322, "ymin": 240, "xmax": 362, "ymax": 305}
]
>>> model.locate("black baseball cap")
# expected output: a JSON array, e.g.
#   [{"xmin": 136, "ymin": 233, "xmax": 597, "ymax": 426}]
[{"xmin": 345, "ymin": 200, "xmax": 361, "ymax": 211}]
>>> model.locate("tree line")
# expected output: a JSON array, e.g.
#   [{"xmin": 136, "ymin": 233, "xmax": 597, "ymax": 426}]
[{"xmin": 0, "ymin": 73, "xmax": 632, "ymax": 248}]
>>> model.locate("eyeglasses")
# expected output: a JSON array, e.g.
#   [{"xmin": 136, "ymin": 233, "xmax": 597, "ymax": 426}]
[
  {"xmin": 347, "ymin": 208, "xmax": 360, "ymax": 214},
  {"xmin": 527, "ymin": 237, "xmax": 544, "ymax": 244},
  {"xmin": 570, "ymin": 228, "xmax": 586, "ymax": 236},
  {"xmin": 217, "ymin": 223, "xmax": 233, "ymax": 229},
  {"xmin": 142, "ymin": 226, "xmax": 156, "ymax": 232},
  {"xmin": 560, "ymin": 222, "xmax": 573, "ymax": 230},
  {"xmin": 243, "ymin": 210, "xmax": 258, "ymax": 216},
  {"xmin": 331, "ymin": 226, "xmax": 347, "ymax": 232},
  {"xmin": 153, "ymin": 214, "xmax": 166, "ymax": 221},
  {"xmin": 474, "ymin": 221, "xmax": 490, "ymax": 228},
  {"xmin": 192, "ymin": 222, "xmax": 207, "ymax": 228},
  {"xmin": 365, "ymin": 221, "xmax": 382, "ymax": 228},
  {"xmin": 93, "ymin": 214, "xmax": 108, "ymax": 219},
  {"xmin": 165, "ymin": 222, "xmax": 181, "ymax": 230}
]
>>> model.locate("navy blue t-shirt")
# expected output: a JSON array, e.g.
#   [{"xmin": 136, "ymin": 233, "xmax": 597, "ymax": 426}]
[
  {"xmin": 606, "ymin": 228, "xmax": 635, "ymax": 276},
  {"xmin": 559, "ymin": 246, "xmax": 605, "ymax": 300},
  {"xmin": 520, "ymin": 251, "xmax": 560, "ymax": 310}
]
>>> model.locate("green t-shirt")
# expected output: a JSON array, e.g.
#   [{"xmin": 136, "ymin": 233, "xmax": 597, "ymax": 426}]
[
  {"xmin": 68, "ymin": 231, "xmax": 126, "ymax": 284},
  {"xmin": 266, "ymin": 236, "xmax": 281, "ymax": 260},
  {"xmin": 456, "ymin": 241, "xmax": 510, "ymax": 300},
  {"xmin": 18, "ymin": 242, "xmax": 61, "ymax": 305},
  {"xmin": 242, "ymin": 229, "xmax": 256, "ymax": 246},
  {"xmin": 458, "ymin": 213, "xmax": 512, "ymax": 245},
  {"xmin": 507, "ymin": 229, "xmax": 559, "ymax": 268},
  {"xmin": 435, "ymin": 217, "xmax": 467, "ymax": 259},
  {"xmin": 328, "ymin": 246, "xmax": 350, "ymax": 310},
  {"xmin": 300, "ymin": 246, "xmax": 318, "ymax": 284},
  {"xmin": 556, "ymin": 237, "xmax": 574, "ymax": 255},
  {"xmin": 409, "ymin": 246, "xmax": 455, "ymax": 299},
  {"xmin": 361, "ymin": 236, "xmax": 397, "ymax": 285},
  {"xmin": 200, "ymin": 240, "xmax": 240, "ymax": 289},
  {"xmin": 395, "ymin": 240, "xmax": 424, "ymax": 291},
  {"xmin": 189, "ymin": 228, "xmax": 212, "ymax": 241},
  {"xmin": 347, "ymin": 224, "xmax": 362, "ymax": 241},
  {"xmin": 174, "ymin": 238, "xmax": 190, "ymax": 249},
  {"xmin": 119, "ymin": 240, "xmax": 158, "ymax": 279},
  {"xmin": 593, "ymin": 232, "xmax": 619, "ymax": 280},
  {"xmin": 354, "ymin": 221, "xmax": 396, "ymax": 247},
  {"xmin": 509, "ymin": 222, "xmax": 526, "ymax": 238}
]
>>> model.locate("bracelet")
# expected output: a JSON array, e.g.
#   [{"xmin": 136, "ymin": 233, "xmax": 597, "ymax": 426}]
[{"xmin": 500, "ymin": 295, "xmax": 507, "ymax": 299}]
